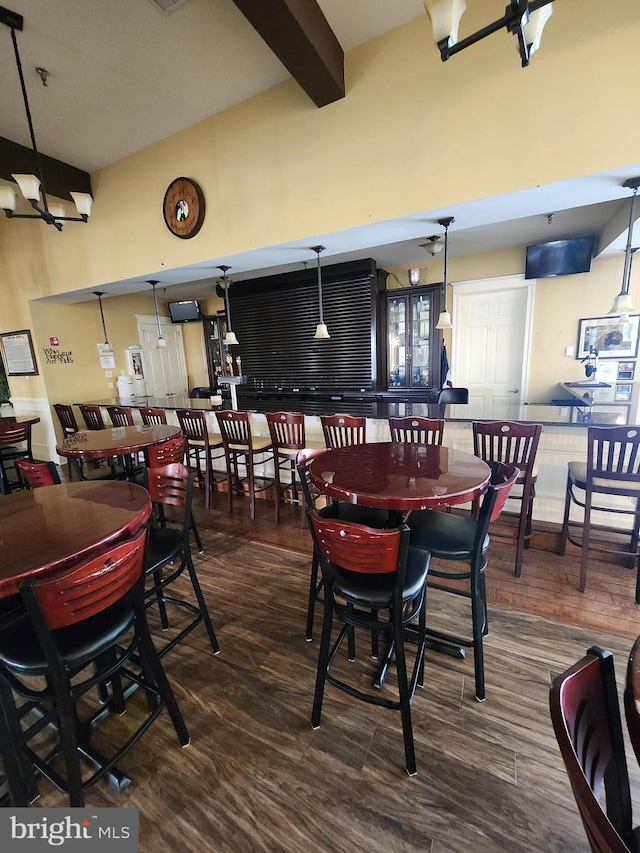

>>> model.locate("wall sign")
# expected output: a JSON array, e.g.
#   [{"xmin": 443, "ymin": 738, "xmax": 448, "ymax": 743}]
[{"xmin": 0, "ymin": 329, "xmax": 39, "ymax": 376}]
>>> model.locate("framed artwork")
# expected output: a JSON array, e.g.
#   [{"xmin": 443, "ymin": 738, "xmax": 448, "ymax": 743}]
[
  {"xmin": 0, "ymin": 329, "xmax": 38, "ymax": 376},
  {"xmin": 617, "ymin": 361, "xmax": 636, "ymax": 380},
  {"xmin": 614, "ymin": 383, "xmax": 633, "ymax": 402},
  {"xmin": 577, "ymin": 315, "xmax": 640, "ymax": 360}
]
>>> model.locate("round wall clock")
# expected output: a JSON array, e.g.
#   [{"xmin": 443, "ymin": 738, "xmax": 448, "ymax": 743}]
[{"xmin": 163, "ymin": 177, "xmax": 205, "ymax": 239}]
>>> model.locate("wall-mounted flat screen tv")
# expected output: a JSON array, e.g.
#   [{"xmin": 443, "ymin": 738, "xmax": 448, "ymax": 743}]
[
  {"xmin": 525, "ymin": 234, "xmax": 596, "ymax": 280},
  {"xmin": 168, "ymin": 300, "xmax": 201, "ymax": 323}
]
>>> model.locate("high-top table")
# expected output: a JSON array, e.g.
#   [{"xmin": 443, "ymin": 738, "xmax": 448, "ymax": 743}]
[
  {"xmin": 0, "ymin": 480, "xmax": 152, "ymax": 598},
  {"xmin": 56, "ymin": 423, "xmax": 181, "ymax": 480},
  {"xmin": 307, "ymin": 442, "xmax": 491, "ymax": 513}
]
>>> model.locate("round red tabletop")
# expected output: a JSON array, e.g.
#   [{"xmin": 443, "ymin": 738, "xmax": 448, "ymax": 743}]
[
  {"xmin": 0, "ymin": 480, "xmax": 151, "ymax": 597},
  {"xmin": 307, "ymin": 442, "xmax": 491, "ymax": 511},
  {"xmin": 56, "ymin": 423, "xmax": 181, "ymax": 459}
]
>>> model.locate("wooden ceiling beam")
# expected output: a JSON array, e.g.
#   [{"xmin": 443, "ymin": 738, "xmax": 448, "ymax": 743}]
[
  {"xmin": 230, "ymin": 0, "xmax": 344, "ymax": 107},
  {"xmin": 0, "ymin": 136, "xmax": 92, "ymax": 201}
]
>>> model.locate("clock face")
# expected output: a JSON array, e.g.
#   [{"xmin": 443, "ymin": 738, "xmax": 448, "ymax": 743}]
[{"xmin": 163, "ymin": 177, "xmax": 205, "ymax": 239}]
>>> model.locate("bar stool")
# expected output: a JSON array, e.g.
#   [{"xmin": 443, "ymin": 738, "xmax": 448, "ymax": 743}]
[
  {"xmin": 472, "ymin": 420, "xmax": 542, "ymax": 577},
  {"xmin": 215, "ymin": 410, "xmax": 275, "ymax": 520},
  {"xmin": 389, "ymin": 416, "xmax": 444, "ymax": 445},
  {"xmin": 0, "ymin": 421, "xmax": 34, "ymax": 494},
  {"xmin": 140, "ymin": 406, "xmax": 168, "ymax": 426},
  {"xmin": 15, "ymin": 459, "xmax": 61, "ymax": 489},
  {"xmin": 266, "ymin": 412, "xmax": 324, "ymax": 526},
  {"xmin": 106, "ymin": 405, "xmax": 135, "ymax": 427},
  {"xmin": 53, "ymin": 403, "xmax": 79, "ymax": 437},
  {"xmin": 321, "ymin": 414, "xmax": 366, "ymax": 448},
  {"xmin": 79, "ymin": 404, "xmax": 105, "ymax": 431},
  {"xmin": 146, "ymin": 435, "xmax": 202, "ymax": 554},
  {"xmin": 176, "ymin": 409, "xmax": 224, "ymax": 510}
]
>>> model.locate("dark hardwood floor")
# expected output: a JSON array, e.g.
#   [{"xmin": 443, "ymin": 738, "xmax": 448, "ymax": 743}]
[{"xmin": 13, "ymin": 487, "xmax": 640, "ymax": 851}]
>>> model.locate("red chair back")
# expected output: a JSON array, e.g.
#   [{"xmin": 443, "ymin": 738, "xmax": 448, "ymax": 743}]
[
  {"xmin": 24, "ymin": 530, "xmax": 146, "ymax": 631},
  {"xmin": 321, "ymin": 414, "xmax": 366, "ymax": 449},
  {"xmin": 388, "ymin": 417, "xmax": 444, "ymax": 445},
  {"xmin": 147, "ymin": 435, "xmax": 185, "ymax": 467},
  {"xmin": 140, "ymin": 406, "xmax": 168, "ymax": 426},
  {"xmin": 0, "ymin": 422, "xmax": 32, "ymax": 449},
  {"xmin": 16, "ymin": 459, "xmax": 61, "ymax": 488},
  {"xmin": 216, "ymin": 410, "xmax": 253, "ymax": 448},
  {"xmin": 266, "ymin": 412, "xmax": 305, "ymax": 450},
  {"xmin": 146, "ymin": 462, "xmax": 191, "ymax": 512},
  {"xmin": 308, "ymin": 513, "xmax": 402, "ymax": 575},
  {"xmin": 106, "ymin": 405, "xmax": 135, "ymax": 427}
]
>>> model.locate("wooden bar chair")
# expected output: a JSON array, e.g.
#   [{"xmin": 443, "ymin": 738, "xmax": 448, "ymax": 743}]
[
  {"xmin": 106, "ymin": 405, "xmax": 135, "ymax": 426},
  {"xmin": 321, "ymin": 414, "xmax": 366, "ymax": 448},
  {"xmin": 215, "ymin": 410, "xmax": 275, "ymax": 520},
  {"xmin": 53, "ymin": 403, "xmax": 79, "ymax": 437},
  {"xmin": 389, "ymin": 416, "xmax": 444, "ymax": 445},
  {"xmin": 308, "ymin": 511, "xmax": 430, "ymax": 776},
  {"xmin": 550, "ymin": 646, "xmax": 639, "ymax": 853},
  {"xmin": 266, "ymin": 412, "xmax": 324, "ymax": 526},
  {"xmin": 78, "ymin": 404, "xmax": 105, "ymax": 431},
  {"xmin": 472, "ymin": 420, "xmax": 542, "ymax": 577},
  {"xmin": 140, "ymin": 406, "xmax": 168, "ymax": 426},
  {"xmin": 0, "ymin": 530, "xmax": 190, "ymax": 807},
  {"xmin": 0, "ymin": 421, "xmax": 34, "ymax": 494},
  {"xmin": 559, "ymin": 425, "xmax": 640, "ymax": 594},
  {"xmin": 176, "ymin": 409, "xmax": 224, "ymax": 510}
]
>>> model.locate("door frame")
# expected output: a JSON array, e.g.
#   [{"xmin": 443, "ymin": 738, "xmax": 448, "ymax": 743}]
[{"xmin": 451, "ymin": 275, "xmax": 536, "ymax": 403}]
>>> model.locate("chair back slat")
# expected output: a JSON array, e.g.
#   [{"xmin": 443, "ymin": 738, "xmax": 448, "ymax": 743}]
[
  {"xmin": 388, "ymin": 417, "xmax": 444, "ymax": 445},
  {"xmin": 266, "ymin": 412, "xmax": 305, "ymax": 450},
  {"xmin": 176, "ymin": 409, "xmax": 209, "ymax": 443},
  {"xmin": 140, "ymin": 406, "xmax": 168, "ymax": 426},
  {"xmin": 53, "ymin": 403, "xmax": 79, "ymax": 436},
  {"xmin": 216, "ymin": 410, "xmax": 252, "ymax": 447},
  {"xmin": 106, "ymin": 405, "xmax": 135, "ymax": 427},
  {"xmin": 147, "ymin": 435, "xmax": 185, "ymax": 467},
  {"xmin": 79, "ymin": 404, "xmax": 105, "ymax": 431},
  {"xmin": 309, "ymin": 512, "xmax": 403, "ymax": 575},
  {"xmin": 550, "ymin": 647, "xmax": 634, "ymax": 853},
  {"xmin": 15, "ymin": 459, "xmax": 61, "ymax": 488},
  {"xmin": 23, "ymin": 530, "xmax": 146, "ymax": 630},
  {"xmin": 321, "ymin": 414, "xmax": 366, "ymax": 449},
  {"xmin": 146, "ymin": 463, "xmax": 192, "ymax": 526}
]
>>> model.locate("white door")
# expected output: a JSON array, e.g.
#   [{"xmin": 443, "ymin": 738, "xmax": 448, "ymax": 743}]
[
  {"xmin": 136, "ymin": 315, "xmax": 188, "ymax": 397},
  {"xmin": 452, "ymin": 277, "xmax": 535, "ymax": 416}
]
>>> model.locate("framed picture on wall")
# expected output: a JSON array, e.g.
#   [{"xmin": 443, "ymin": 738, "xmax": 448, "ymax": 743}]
[
  {"xmin": 0, "ymin": 329, "xmax": 38, "ymax": 376},
  {"xmin": 577, "ymin": 315, "xmax": 640, "ymax": 359},
  {"xmin": 618, "ymin": 361, "xmax": 636, "ymax": 380}
]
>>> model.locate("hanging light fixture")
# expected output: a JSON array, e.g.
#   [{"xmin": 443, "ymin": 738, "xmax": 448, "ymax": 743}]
[
  {"xmin": 423, "ymin": 0, "xmax": 554, "ymax": 68},
  {"xmin": 218, "ymin": 266, "xmax": 239, "ymax": 346},
  {"xmin": 420, "ymin": 235, "xmax": 444, "ymax": 256},
  {"xmin": 93, "ymin": 292, "xmax": 112, "ymax": 354},
  {"xmin": 310, "ymin": 245, "xmax": 329, "ymax": 340},
  {"xmin": 408, "ymin": 268, "xmax": 422, "ymax": 286},
  {"xmin": 0, "ymin": 7, "xmax": 93, "ymax": 230},
  {"xmin": 608, "ymin": 177, "xmax": 640, "ymax": 323},
  {"xmin": 432, "ymin": 217, "xmax": 454, "ymax": 330},
  {"xmin": 148, "ymin": 281, "xmax": 167, "ymax": 349}
]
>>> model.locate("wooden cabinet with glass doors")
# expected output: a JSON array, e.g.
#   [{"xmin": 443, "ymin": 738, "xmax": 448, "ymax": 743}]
[{"xmin": 382, "ymin": 284, "xmax": 441, "ymax": 398}]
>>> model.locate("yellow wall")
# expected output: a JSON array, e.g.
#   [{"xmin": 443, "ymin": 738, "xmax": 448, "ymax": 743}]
[{"xmin": 1, "ymin": 0, "xmax": 639, "ymax": 407}]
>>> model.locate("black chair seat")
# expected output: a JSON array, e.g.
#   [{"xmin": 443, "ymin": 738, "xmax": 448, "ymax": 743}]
[
  {"xmin": 0, "ymin": 598, "xmax": 134, "ymax": 675},
  {"xmin": 407, "ymin": 510, "xmax": 489, "ymax": 560},
  {"xmin": 144, "ymin": 527, "xmax": 183, "ymax": 574},
  {"xmin": 332, "ymin": 547, "xmax": 429, "ymax": 609}
]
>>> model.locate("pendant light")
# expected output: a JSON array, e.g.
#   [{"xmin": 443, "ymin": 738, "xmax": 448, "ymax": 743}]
[
  {"xmin": 148, "ymin": 280, "xmax": 167, "ymax": 349},
  {"xmin": 434, "ymin": 217, "xmax": 454, "ymax": 330},
  {"xmin": 218, "ymin": 265, "xmax": 239, "ymax": 345},
  {"xmin": 93, "ymin": 291, "xmax": 113, "ymax": 354},
  {"xmin": 608, "ymin": 177, "xmax": 640, "ymax": 323},
  {"xmin": 311, "ymin": 245, "xmax": 329, "ymax": 339}
]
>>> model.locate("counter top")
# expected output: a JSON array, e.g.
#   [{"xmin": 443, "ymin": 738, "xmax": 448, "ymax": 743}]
[{"xmin": 75, "ymin": 395, "xmax": 639, "ymax": 428}]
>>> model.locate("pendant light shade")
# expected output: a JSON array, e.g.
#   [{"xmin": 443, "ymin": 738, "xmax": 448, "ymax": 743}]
[
  {"xmin": 94, "ymin": 291, "xmax": 113, "ymax": 354},
  {"xmin": 608, "ymin": 178, "xmax": 640, "ymax": 323},
  {"xmin": 434, "ymin": 217, "xmax": 454, "ymax": 330},
  {"xmin": 149, "ymin": 280, "xmax": 167, "ymax": 349},
  {"xmin": 311, "ymin": 245, "xmax": 329, "ymax": 340},
  {"xmin": 218, "ymin": 265, "xmax": 239, "ymax": 345}
]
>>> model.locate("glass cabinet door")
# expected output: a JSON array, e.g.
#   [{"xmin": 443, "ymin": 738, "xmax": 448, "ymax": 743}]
[
  {"xmin": 387, "ymin": 296, "xmax": 407, "ymax": 387},
  {"xmin": 410, "ymin": 293, "xmax": 431, "ymax": 388}
]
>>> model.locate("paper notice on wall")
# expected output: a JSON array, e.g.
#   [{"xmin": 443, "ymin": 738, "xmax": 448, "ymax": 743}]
[{"xmin": 97, "ymin": 343, "xmax": 116, "ymax": 369}]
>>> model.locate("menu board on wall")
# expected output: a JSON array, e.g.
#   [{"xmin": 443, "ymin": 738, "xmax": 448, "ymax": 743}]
[{"xmin": 0, "ymin": 329, "xmax": 38, "ymax": 376}]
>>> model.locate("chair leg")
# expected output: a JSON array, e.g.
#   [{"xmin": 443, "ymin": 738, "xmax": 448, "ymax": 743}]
[
  {"xmin": 185, "ymin": 554, "xmax": 220, "ymax": 655},
  {"xmin": 305, "ymin": 550, "xmax": 320, "ymax": 641},
  {"xmin": 579, "ymin": 493, "xmax": 593, "ymax": 593},
  {"xmin": 190, "ymin": 513, "xmax": 204, "ymax": 554},
  {"xmin": 514, "ymin": 487, "xmax": 530, "ymax": 578},
  {"xmin": 470, "ymin": 577, "xmax": 486, "ymax": 701},
  {"xmin": 274, "ymin": 458, "xmax": 282, "ymax": 525},
  {"xmin": 0, "ymin": 676, "xmax": 35, "ymax": 805},
  {"xmin": 524, "ymin": 483, "xmax": 536, "ymax": 550},
  {"xmin": 247, "ymin": 453, "xmax": 256, "ymax": 521},
  {"xmin": 392, "ymin": 603, "xmax": 417, "ymax": 776},
  {"xmin": 311, "ymin": 586, "xmax": 334, "ymax": 730},
  {"xmin": 559, "ymin": 473, "xmax": 573, "ymax": 556}
]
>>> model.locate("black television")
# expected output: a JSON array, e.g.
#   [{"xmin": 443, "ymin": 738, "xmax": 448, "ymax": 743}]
[
  {"xmin": 525, "ymin": 234, "xmax": 596, "ymax": 280},
  {"xmin": 168, "ymin": 300, "xmax": 201, "ymax": 323}
]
